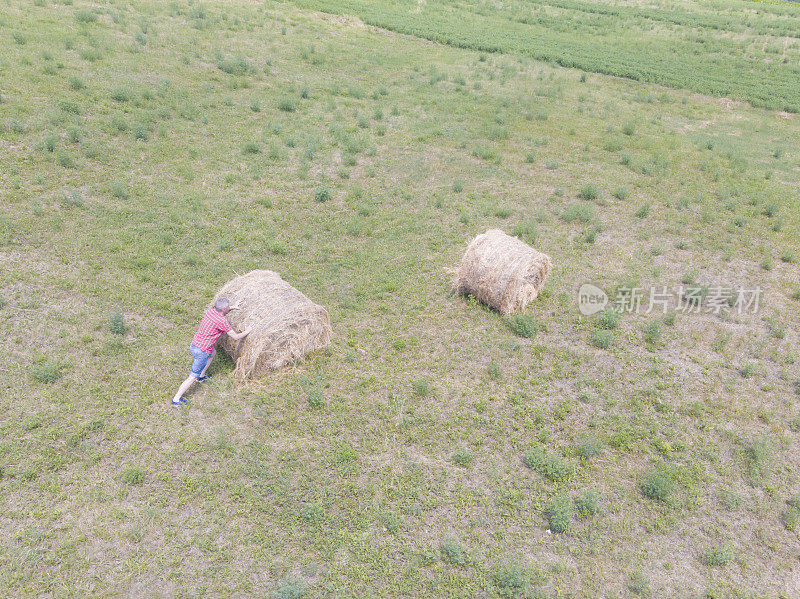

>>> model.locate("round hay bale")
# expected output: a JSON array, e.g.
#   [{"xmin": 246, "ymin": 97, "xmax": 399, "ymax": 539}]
[
  {"xmin": 213, "ymin": 270, "xmax": 332, "ymax": 379},
  {"xmin": 455, "ymin": 229, "xmax": 551, "ymax": 315}
]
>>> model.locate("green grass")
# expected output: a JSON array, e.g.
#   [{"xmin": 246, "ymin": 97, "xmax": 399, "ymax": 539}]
[
  {"xmin": 294, "ymin": 0, "xmax": 800, "ymax": 112},
  {"xmin": 1, "ymin": 0, "xmax": 799, "ymax": 596}
]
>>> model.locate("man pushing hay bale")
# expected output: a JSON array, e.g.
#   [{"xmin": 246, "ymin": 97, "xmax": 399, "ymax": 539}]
[
  {"xmin": 455, "ymin": 229, "xmax": 551, "ymax": 315},
  {"xmin": 214, "ymin": 270, "xmax": 332, "ymax": 379}
]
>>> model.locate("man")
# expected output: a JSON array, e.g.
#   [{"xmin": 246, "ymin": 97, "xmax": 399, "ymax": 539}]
[{"xmin": 171, "ymin": 297, "xmax": 250, "ymax": 406}]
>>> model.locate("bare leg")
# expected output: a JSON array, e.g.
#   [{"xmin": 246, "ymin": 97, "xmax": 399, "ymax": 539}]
[
  {"xmin": 200, "ymin": 349, "xmax": 215, "ymax": 377},
  {"xmin": 172, "ymin": 375, "xmax": 197, "ymax": 403}
]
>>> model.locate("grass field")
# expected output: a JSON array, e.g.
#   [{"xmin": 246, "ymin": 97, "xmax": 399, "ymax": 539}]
[
  {"xmin": 1, "ymin": 0, "xmax": 800, "ymax": 597},
  {"xmin": 293, "ymin": 0, "xmax": 800, "ymax": 112}
]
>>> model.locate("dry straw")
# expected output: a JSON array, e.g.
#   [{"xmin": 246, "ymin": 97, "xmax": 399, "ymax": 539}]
[
  {"xmin": 455, "ymin": 229, "xmax": 551, "ymax": 315},
  {"xmin": 214, "ymin": 270, "xmax": 332, "ymax": 379}
]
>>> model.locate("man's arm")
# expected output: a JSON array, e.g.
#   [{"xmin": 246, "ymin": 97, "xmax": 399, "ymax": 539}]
[{"xmin": 227, "ymin": 328, "xmax": 251, "ymax": 341}]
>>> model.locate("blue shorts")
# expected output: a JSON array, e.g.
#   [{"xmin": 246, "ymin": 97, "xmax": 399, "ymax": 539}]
[{"xmin": 189, "ymin": 343, "xmax": 215, "ymax": 377}]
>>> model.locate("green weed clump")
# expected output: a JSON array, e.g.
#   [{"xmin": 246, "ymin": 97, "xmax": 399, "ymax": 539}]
[
  {"xmin": 266, "ymin": 239, "xmax": 287, "ymax": 256},
  {"xmin": 596, "ymin": 310, "xmax": 620, "ymax": 330},
  {"xmin": 718, "ymin": 489, "xmax": 743, "ymax": 510},
  {"xmin": 627, "ymin": 572, "xmax": 650, "ymax": 596},
  {"xmin": 217, "ymin": 54, "xmax": 252, "ymax": 76},
  {"xmin": 242, "ymin": 141, "xmax": 261, "ymax": 154},
  {"xmin": 742, "ymin": 438, "xmax": 771, "ymax": 484},
  {"xmin": 30, "ymin": 360, "xmax": 64, "ymax": 383},
  {"xmin": 579, "ymin": 184, "xmax": 600, "ymax": 201},
  {"xmin": 110, "ymin": 181, "xmax": 130, "ymax": 200},
  {"xmin": 640, "ymin": 470, "xmax": 674, "ymax": 502},
  {"xmin": 576, "ymin": 434, "xmax": 602, "ymax": 459},
  {"xmin": 58, "ymin": 101, "xmax": 82, "ymax": 116},
  {"xmin": 622, "ymin": 121, "xmax": 636, "ymax": 136},
  {"xmin": 307, "ymin": 388, "xmax": 324, "ymax": 409},
  {"xmin": 121, "ymin": 466, "xmax": 145, "ymax": 485},
  {"xmin": 780, "ymin": 497, "xmax": 800, "ymax": 532},
  {"xmin": 110, "ymin": 87, "xmax": 132, "ymax": 102},
  {"xmin": 560, "ymin": 204, "xmax": 594, "ymax": 223},
  {"xmin": 133, "ymin": 124, "xmax": 149, "ymax": 141},
  {"xmin": 506, "ymin": 315, "xmax": 538, "ymax": 338},
  {"xmin": 441, "ymin": 538, "xmax": 467, "ymax": 566},
  {"xmin": 300, "ymin": 503, "xmax": 323, "ymax": 524},
  {"xmin": 412, "ymin": 378, "xmax": 431, "ymax": 397},
  {"xmin": 109, "ymin": 312, "xmax": 127, "ymax": 335},
  {"xmin": 487, "ymin": 361, "xmax": 502, "ymax": 381},
  {"xmin": 451, "ymin": 448, "xmax": 474, "ymax": 467},
  {"xmin": 789, "ymin": 414, "xmax": 800, "ymax": 432},
  {"xmin": 511, "ymin": 219, "xmax": 537, "ymax": 245},
  {"xmin": 574, "ymin": 490, "xmax": 600, "ymax": 519},
  {"xmin": 584, "ymin": 227, "xmax": 600, "ymax": 244},
  {"xmin": 272, "ymin": 577, "xmax": 307, "ymax": 599},
  {"xmin": 491, "ymin": 564, "xmax": 532, "ymax": 599},
  {"xmin": 66, "ymin": 126, "xmax": 81, "ymax": 144},
  {"xmin": 642, "ymin": 322, "xmax": 662, "ymax": 346},
  {"xmin": 544, "ymin": 494, "xmax": 572, "ymax": 532},
  {"xmin": 56, "ymin": 150, "xmax": 75, "ymax": 168},
  {"xmin": 762, "ymin": 203, "xmax": 779, "ymax": 217},
  {"xmin": 111, "ymin": 113, "xmax": 129, "ymax": 133},
  {"xmin": 590, "ymin": 330, "xmax": 613, "ymax": 349},
  {"xmin": 700, "ymin": 547, "xmax": 733, "ymax": 567},
  {"xmin": 612, "ymin": 186, "xmax": 629, "ymax": 200},
  {"xmin": 74, "ymin": 9, "xmax": 97, "ymax": 23},
  {"xmin": 380, "ymin": 512, "xmax": 400, "ymax": 534},
  {"xmin": 43, "ymin": 133, "xmax": 58, "ymax": 152},
  {"xmin": 278, "ymin": 97, "xmax": 296, "ymax": 112},
  {"xmin": 523, "ymin": 447, "xmax": 574, "ymax": 483},
  {"xmin": 314, "ymin": 187, "xmax": 331, "ymax": 202}
]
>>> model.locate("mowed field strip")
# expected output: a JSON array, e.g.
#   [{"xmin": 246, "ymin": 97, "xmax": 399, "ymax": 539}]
[{"xmin": 1, "ymin": 0, "xmax": 799, "ymax": 597}]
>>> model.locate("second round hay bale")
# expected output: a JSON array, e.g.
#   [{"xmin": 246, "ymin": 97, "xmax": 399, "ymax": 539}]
[
  {"xmin": 455, "ymin": 229, "xmax": 551, "ymax": 315},
  {"xmin": 214, "ymin": 270, "xmax": 332, "ymax": 379}
]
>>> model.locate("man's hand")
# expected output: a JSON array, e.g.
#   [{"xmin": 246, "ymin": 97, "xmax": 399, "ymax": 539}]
[
  {"xmin": 229, "ymin": 301, "xmax": 242, "ymax": 310},
  {"xmin": 228, "ymin": 328, "xmax": 251, "ymax": 341}
]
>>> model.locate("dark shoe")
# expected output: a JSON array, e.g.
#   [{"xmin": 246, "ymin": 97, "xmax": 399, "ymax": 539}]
[
  {"xmin": 197, "ymin": 374, "xmax": 212, "ymax": 383},
  {"xmin": 172, "ymin": 397, "xmax": 189, "ymax": 406}
]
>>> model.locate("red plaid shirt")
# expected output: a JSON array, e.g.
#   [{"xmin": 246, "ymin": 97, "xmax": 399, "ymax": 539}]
[{"xmin": 191, "ymin": 308, "xmax": 232, "ymax": 353}]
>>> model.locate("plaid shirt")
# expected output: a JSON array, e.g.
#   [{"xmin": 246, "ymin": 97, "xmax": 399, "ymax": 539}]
[{"xmin": 191, "ymin": 308, "xmax": 232, "ymax": 353}]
